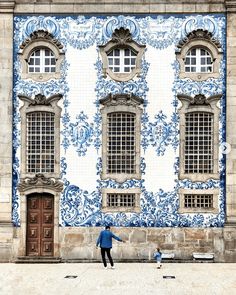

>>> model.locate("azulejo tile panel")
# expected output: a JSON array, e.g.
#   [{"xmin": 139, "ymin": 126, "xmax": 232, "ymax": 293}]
[{"xmin": 13, "ymin": 14, "xmax": 226, "ymax": 227}]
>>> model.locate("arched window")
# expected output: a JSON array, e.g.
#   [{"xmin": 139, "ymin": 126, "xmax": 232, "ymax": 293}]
[
  {"xmin": 99, "ymin": 27, "xmax": 145, "ymax": 82},
  {"xmin": 19, "ymin": 30, "xmax": 64, "ymax": 81},
  {"xmin": 107, "ymin": 48, "xmax": 137, "ymax": 73},
  {"xmin": 28, "ymin": 48, "xmax": 56, "ymax": 73},
  {"xmin": 185, "ymin": 48, "xmax": 213, "ymax": 73},
  {"xmin": 176, "ymin": 30, "xmax": 222, "ymax": 81}
]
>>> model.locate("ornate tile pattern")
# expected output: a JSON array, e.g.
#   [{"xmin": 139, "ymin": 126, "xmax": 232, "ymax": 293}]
[{"xmin": 13, "ymin": 14, "xmax": 226, "ymax": 227}]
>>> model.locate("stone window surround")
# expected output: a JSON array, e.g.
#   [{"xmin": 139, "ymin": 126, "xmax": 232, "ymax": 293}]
[
  {"xmin": 101, "ymin": 187, "xmax": 141, "ymax": 213},
  {"xmin": 100, "ymin": 93, "xmax": 143, "ymax": 183},
  {"xmin": 19, "ymin": 30, "xmax": 64, "ymax": 82},
  {"xmin": 177, "ymin": 93, "xmax": 221, "ymax": 182},
  {"xmin": 178, "ymin": 188, "xmax": 219, "ymax": 214},
  {"xmin": 176, "ymin": 30, "xmax": 223, "ymax": 81},
  {"xmin": 99, "ymin": 27, "xmax": 146, "ymax": 82},
  {"xmin": 19, "ymin": 93, "xmax": 62, "ymax": 179}
]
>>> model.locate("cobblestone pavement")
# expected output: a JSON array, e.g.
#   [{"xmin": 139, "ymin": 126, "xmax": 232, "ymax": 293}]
[{"xmin": 0, "ymin": 263, "xmax": 236, "ymax": 295}]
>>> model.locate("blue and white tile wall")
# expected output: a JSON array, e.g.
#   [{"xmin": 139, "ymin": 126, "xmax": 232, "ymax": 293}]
[{"xmin": 13, "ymin": 14, "xmax": 226, "ymax": 227}]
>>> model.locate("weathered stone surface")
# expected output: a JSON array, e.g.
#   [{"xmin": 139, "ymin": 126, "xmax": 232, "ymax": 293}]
[
  {"xmin": 130, "ymin": 230, "xmax": 146, "ymax": 244},
  {"xmin": 64, "ymin": 233, "xmax": 84, "ymax": 244},
  {"xmin": 184, "ymin": 229, "xmax": 206, "ymax": 240}
]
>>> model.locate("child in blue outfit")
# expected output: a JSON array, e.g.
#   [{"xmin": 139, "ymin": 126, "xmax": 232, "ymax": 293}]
[{"xmin": 153, "ymin": 247, "xmax": 162, "ymax": 269}]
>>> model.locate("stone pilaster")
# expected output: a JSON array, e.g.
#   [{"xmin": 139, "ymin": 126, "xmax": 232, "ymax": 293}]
[
  {"xmin": 0, "ymin": 0, "xmax": 15, "ymax": 261},
  {"xmin": 0, "ymin": 1, "xmax": 15, "ymax": 223},
  {"xmin": 225, "ymin": 0, "xmax": 236, "ymax": 225}
]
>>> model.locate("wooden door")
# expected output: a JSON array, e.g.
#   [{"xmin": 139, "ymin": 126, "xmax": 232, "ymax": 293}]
[{"xmin": 27, "ymin": 194, "xmax": 54, "ymax": 256}]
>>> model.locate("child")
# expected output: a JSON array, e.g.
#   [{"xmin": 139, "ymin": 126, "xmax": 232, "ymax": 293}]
[{"xmin": 153, "ymin": 247, "xmax": 162, "ymax": 269}]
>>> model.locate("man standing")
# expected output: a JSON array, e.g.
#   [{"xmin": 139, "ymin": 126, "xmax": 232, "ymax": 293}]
[{"xmin": 96, "ymin": 225, "xmax": 125, "ymax": 269}]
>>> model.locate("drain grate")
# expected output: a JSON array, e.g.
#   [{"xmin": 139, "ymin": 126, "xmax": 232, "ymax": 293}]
[
  {"xmin": 163, "ymin": 276, "xmax": 175, "ymax": 279},
  {"xmin": 64, "ymin": 275, "xmax": 78, "ymax": 279}
]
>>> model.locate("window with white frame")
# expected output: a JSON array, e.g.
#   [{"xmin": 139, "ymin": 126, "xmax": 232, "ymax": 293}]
[
  {"xmin": 177, "ymin": 94, "xmax": 221, "ymax": 182},
  {"xmin": 185, "ymin": 48, "xmax": 213, "ymax": 73},
  {"xmin": 107, "ymin": 48, "xmax": 137, "ymax": 73},
  {"xmin": 99, "ymin": 27, "xmax": 145, "ymax": 82},
  {"xmin": 28, "ymin": 48, "xmax": 56, "ymax": 73},
  {"xmin": 175, "ymin": 29, "xmax": 222, "ymax": 81},
  {"xmin": 19, "ymin": 30, "xmax": 64, "ymax": 82},
  {"xmin": 184, "ymin": 112, "xmax": 213, "ymax": 174},
  {"xmin": 26, "ymin": 111, "xmax": 55, "ymax": 173}
]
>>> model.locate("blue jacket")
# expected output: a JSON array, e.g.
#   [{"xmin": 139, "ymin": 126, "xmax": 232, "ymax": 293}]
[
  {"xmin": 96, "ymin": 229, "xmax": 122, "ymax": 248},
  {"xmin": 153, "ymin": 251, "xmax": 162, "ymax": 260}
]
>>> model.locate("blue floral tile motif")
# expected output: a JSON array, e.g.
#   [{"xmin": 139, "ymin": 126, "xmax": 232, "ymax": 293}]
[
  {"xmin": 68, "ymin": 112, "xmax": 94, "ymax": 156},
  {"xmin": 13, "ymin": 14, "xmax": 226, "ymax": 228},
  {"xmin": 143, "ymin": 111, "xmax": 178, "ymax": 156}
]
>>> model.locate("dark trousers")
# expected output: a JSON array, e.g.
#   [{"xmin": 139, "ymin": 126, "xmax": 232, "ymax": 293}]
[{"xmin": 101, "ymin": 247, "xmax": 114, "ymax": 267}]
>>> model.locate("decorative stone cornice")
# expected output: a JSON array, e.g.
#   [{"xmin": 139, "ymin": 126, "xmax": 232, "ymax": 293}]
[
  {"xmin": 177, "ymin": 93, "xmax": 222, "ymax": 107},
  {"xmin": 99, "ymin": 93, "xmax": 144, "ymax": 107},
  {"xmin": 18, "ymin": 174, "xmax": 63, "ymax": 193},
  {"xmin": 177, "ymin": 29, "xmax": 222, "ymax": 51},
  {"xmin": 0, "ymin": 1, "xmax": 15, "ymax": 13},
  {"xmin": 20, "ymin": 30, "xmax": 63, "ymax": 51},
  {"xmin": 225, "ymin": 0, "xmax": 236, "ymax": 12},
  {"xmin": 19, "ymin": 93, "xmax": 63, "ymax": 107},
  {"xmin": 111, "ymin": 27, "xmax": 133, "ymax": 46}
]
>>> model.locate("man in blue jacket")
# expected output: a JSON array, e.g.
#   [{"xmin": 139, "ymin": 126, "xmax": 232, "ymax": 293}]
[{"xmin": 96, "ymin": 225, "xmax": 125, "ymax": 269}]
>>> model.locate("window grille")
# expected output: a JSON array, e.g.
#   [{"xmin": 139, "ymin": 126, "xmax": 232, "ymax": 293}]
[
  {"xmin": 184, "ymin": 194, "xmax": 213, "ymax": 208},
  {"xmin": 28, "ymin": 48, "xmax": 56, "ymax": 73},
  {"xmin": 108, "ymin": 48, "xmax": 137, "ymax": 73},
  {"xmin": 107, "ymin": 112, "xmax": 136, "ymax": 174},
  {"xmin": 107, "ymin": 193, "xmax": 135, "ymax": 208},
  {"xmin": 184, "ymin": 112, "xmax": 213, "ymax": 174},
  {"xmin": 26, "ymin": 112, "xmax": 55, "ymax": 173},
  {"xmin": 185, "ymin": 48, "xmax": 213, "ymax": 73}
]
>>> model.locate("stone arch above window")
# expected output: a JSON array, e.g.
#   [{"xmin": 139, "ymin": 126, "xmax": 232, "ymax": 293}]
[
  {"xmin": 19, "ymin": 30, "xmax": 64, "ymax": 82},
  {"xmin": 99, "ymin": 27, "xmax": 146, "ymax": 82},
  {"xmin": 176, "ymin": 30, "xmax": 223, "ymax": 81},
  {"xmin": 99, "ymin": 93, "xmax": 144, "ymax": 183},
  {"xmin": 19, "ymin": 93, "xmax": 62, "ymax": 180},
  {"xmin": 177, "ymin": 93, "xmax": 221, "ymax": 182}
]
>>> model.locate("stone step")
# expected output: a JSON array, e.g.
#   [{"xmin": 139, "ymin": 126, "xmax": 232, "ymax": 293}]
[{"xmin": 15, "ymin": 256, "xmax": 61, "ymax": 264}]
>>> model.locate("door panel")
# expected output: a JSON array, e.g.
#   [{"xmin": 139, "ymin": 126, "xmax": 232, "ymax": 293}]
[{"xmin": 27, "ymin": 194, "xmax": 54, "ymax": 256}]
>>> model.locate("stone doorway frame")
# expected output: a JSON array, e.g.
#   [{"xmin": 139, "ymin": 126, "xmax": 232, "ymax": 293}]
[{"xmin": 17, "ymin": 174, "xmax": 63, "ymax": 258}]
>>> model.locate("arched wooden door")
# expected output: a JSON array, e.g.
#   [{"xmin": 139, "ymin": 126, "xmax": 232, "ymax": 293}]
[{"xmin": 26, "ymin": 194, "xmax": 54, "ymax": 256}]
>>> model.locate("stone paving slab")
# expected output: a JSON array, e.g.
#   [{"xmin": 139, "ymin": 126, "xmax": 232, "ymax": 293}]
[{"xmin": 0, "ymin": 263, "xmax": 236, "ymax": 295}]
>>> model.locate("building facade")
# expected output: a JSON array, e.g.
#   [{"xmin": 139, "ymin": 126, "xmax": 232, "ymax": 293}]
[{"xmin": 0, "ymin": 0, "xmax": 236, "ymax": 262}]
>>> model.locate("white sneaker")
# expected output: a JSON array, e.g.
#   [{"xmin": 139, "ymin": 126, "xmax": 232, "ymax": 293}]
[
  {"xmin": 104, "ymin": 266, "xmax": 108, "ymax": 269},
  {"xmin": 111, "ymin": 266, "xmax": 115, "ymax": 269}
]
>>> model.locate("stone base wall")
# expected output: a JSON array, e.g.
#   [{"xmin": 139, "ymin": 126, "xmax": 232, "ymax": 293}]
[
  {"xmin": 59, "ymin": 226, "xmax": 236, "ymax": 263},
  {"xmin": 0, "ymin": 223, "xmax": 13, "ymax": 262}
]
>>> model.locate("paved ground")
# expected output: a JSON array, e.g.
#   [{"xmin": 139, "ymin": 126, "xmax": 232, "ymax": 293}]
[{"xmin": 0, "ymin": 262, "xmax": 236, "ymax": 295}]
